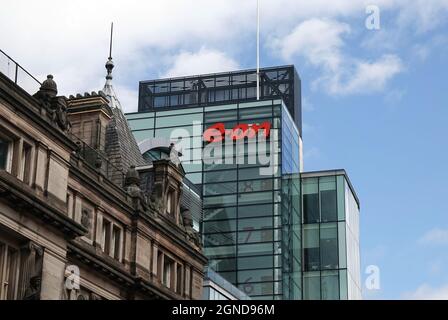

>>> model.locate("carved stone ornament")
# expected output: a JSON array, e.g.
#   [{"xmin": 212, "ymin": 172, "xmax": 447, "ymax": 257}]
[
  {"xmin": 125, "ymin": 166, "xmax": 148, "ymax": 211},
  {"xmin": 181, "ymin": 209, "xmax": 201, "ymax": 248},
  {"xmin": 33, "ymin": 75, "xmax": 71, "ymax": 131},
  {"xmin": 81, "ymin": 209, "xmax": 91, "ymax": 230},
  {"xmin": 22, "ymin": 242, "xmax": 44, "ymax": 300}
]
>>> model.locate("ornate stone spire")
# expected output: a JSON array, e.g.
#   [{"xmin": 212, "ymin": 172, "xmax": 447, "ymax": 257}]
[{"xmin": 102, "ymin": 22, "xmax": 122, "ymax": 110}]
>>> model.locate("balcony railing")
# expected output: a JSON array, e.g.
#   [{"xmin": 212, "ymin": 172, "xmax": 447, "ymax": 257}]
[{"xmin": 0, "ymin": 49, "xmax": 42, "ymax": 95}]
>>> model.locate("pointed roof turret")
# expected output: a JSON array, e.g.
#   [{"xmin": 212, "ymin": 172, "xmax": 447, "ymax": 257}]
[{"xmin": 99, "ymin": 23, "xmax": 148, "ymax": 185}]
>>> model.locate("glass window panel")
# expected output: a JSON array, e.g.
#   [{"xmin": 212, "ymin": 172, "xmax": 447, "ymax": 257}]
[
  {"xmin": 128, "ymin": 118, "xmax": 154, "ymax": 130},
  {"xmin": 170, "ymin": 81, "xmax": 185, "ymax": 92},
  {"xmin": 204, "ymin": 170, "xmax": 236, "ymax": 183},
  {"xmin": 153, "ymin": 82, "xmax": 169, "ymax": 93},
  {"xmin": 238, "ymin": 229, "xmax": 274, "ymax": 244},
  {"xmin": 209, "ymin": 258, "xmax": 237, "ymax": 272},
  {"xmin": 238, "ymin": 242, "xmax": 274, "ymax": 257},
  {"xmin": 169, "ymin": 94, "xmax": 181, "ymax": 106},
  {"xmin": 205, "ymin": 104, "xmax": 237, "ymax": 111},
  {"xmin": 238, "ymin": 100, "xmax": 272, "ymax": 111},
  {"xmin": 203, "ymin": 194, "xmax": 237, "ymax": 208},
  {"xmin": 238, "ymin": 282, "xmax": 275, "ymax": 296},
  {"xmin": 204, "ymin": 232, "xmax": 236, "ymax": 246},
  {"xmin": 338, "ymin": 222, "xmax": 347, "ymax": 268},
  {"xmin": 156, "ymin": 113, "xmax": 203, "ymax": 127},
  {"xmin": 204, "ymin": 207, "xmax": 237, "ymax": 221},
  {"xmin": 154, "ymin": 96, "xmax": 168, "ymax": 107},
  {"xmin": 238, "ymin": 255, "xmax": 275, "ymax": 270},
  {"xmin": 238, "ymin": 179, "xmax": 273, "ymax": 193},
  {"xmin": 204, "ymin": 162, "xmax": 237, "ymax": 171},
  {"xmin": 237, "ymin": 191, "xmax": 272, "ymax": 205},
  {"xmin": 203, "ymin": 219, "xmax": 236, "ymax": 233},
  {"xmin": 239, "ymin": 106, "xmax": 272, "ymax": 119},
  {"xmin": 239, "ymin": 167, "xmax": 270, "ymax": 181},
  {"xmin": 232, "ymin": 74, "xmax": 246, "ymax": 84},
  {"xmin": 303, "ymin": 178, "xmax": 319, "ymax": 222},
  {"xmin": 273, "ymin": 105, "xmax": 282, "ymax": 117},
  {"xmin": 218, "ymin": 271, "xmax": 236, "ymax": 284},
  {"xmin": 155, "ymin": 127, "xmax": 193, "ymax": 140},
  {"xmin": 320, "ymin": 223, "xmax": 338, "ymax": 270},
  {"xmin": 125, "ymin": 112, "xmax": 153, "ymax": 120},
  {"xmin": 337, "ymin": 175, "xmax": 346, "ymax": 221},
  {"xmin": 132, "ymin": 130, "xmax": 154, "ymax": 143},
  {"xmin": 214, "ymin": 89, "xmax": 230, "ymax": 102},
  {"xmin": 303, "ymin": 224, "xmax": 320, "ymax": 271},
  {"xmin": 321, "ymin": 271, "xmax": 340, "ymax": 300},
  {"xmin": 238, "ymin": 217, "xmax": 273, "ymax": 231},
  {"xmin": 238, "ymin": 269, "xmax": 274, "ymax": 283},
  {"xmin": 339, "ymin": 269, "xmax": 348, "ymax": 300},
  {"xmin": 204, "ymin": 245, "xmax": 236, "ymax": 259},
  {"xmin": 303, "ymin": 193, "xmax": 319, "ymax": 223},
  {"xmin": 185, "ymin": 172, "xmax": 202, "ymax": 184},
  {"xmin": 321, "ymin": 189, "xmax": 337, "ymax": 222},
  {"xmin": 246, "ymin": 87, "xmax": 256, "ymax": 98},
  {"xmin": 303, "ymin": 272, "xmax": 321, "ymax": 300},
  {"xmin": 215, "ymin": 76, "xmax": 230, "ymax": 87},
  {"xmin": 205, "ymin": 109, "xmax": 237, "ymax": 123},
  {"xmin": 204, "ymin": 182, "xmax": 237, "ymax": 196},
  {"xmin": 320, "ymin": 177, "xmax": 337, "ymax": 222},
  {"xmin": 238, "ymin": 204, "xmax": 273, "ymax": 218},
  {"xmin": 239, "ymin": 87, "xmax": 246, "ymax": 99},
  {"xmin": 181, "ymin": 162, "xmax": 203, "ymax": 173}
]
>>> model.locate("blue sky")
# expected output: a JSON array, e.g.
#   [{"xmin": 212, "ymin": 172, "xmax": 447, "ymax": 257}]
[{"xmin": 1, "ymin": 0, "xmax": 448, "ymax": 299}]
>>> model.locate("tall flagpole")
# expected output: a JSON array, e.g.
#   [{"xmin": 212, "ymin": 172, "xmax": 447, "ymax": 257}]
[{"xmin": 256, "ymin": 0, "xmax": 260, "ymax": 100}]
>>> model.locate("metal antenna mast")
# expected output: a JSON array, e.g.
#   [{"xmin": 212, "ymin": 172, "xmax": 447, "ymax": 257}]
[{"xmin": 109, "ymin": 22, "xmax": 114, "ymax": 59}]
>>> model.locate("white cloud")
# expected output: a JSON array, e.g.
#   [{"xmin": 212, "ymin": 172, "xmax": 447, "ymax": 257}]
[
  {"xmin": 271, "ymin": 18, "xmax": 404, "ymax": 95},
  {"xmin": 272, "ymin": 18, "xmax": 350, "ymax": 71},
  {"xmin": 333, "ymin": 54, "xmax": 404, "ymax": 95},
  {"xmin": 396, "ymin": 0, "xmax": 448, "ymax": 34},
  {"xmin": 163, "ymin": 47, "xmax": 240, "ymax": 78},
  {"xmin": 0, "ymin": 0, "xmax": 446, "ymax": 105},
  {"xmin": 403, "ymin": 284, "xmax": 448, "ymax": 300},
  {"xmin": 418, "ymin": 228, "xmax": 448, "ymax": 246},
  {"xmin": 113, "ymin": 84, "xmax": 139, "ymax": 113}
]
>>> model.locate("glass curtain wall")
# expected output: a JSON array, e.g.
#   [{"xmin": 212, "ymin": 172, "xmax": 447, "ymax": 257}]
[
  {"xmin": 301, "ymin": 174, "xmax": 360, "ymax": 300},
  {"xmin": 127, "ymin": 99, "xmax": 302, "ymax": 299}
]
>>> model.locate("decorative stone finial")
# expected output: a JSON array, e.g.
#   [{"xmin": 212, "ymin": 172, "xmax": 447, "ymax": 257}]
[
  {"xmin": 105, "ymin": 57, "xmax": 114, "ymax": 80},
  {"xmin": 125, "ymin": 165, "xmax": 140, "ymax": 187},
  {"xmin": 39, "ymin": 74, "xmax": 58, "ymax": 97}
]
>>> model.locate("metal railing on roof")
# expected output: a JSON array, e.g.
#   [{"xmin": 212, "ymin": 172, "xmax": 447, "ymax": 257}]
[{"xmin": 0, "ymin": 49, "xmax": 42, "ymax": 95}]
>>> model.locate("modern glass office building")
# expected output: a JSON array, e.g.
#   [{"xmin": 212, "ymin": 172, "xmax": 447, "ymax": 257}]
[
  {"xmin": 126, "ymin": 66, "xmax": 361, "ymax": 300},
  {"xmin": 127, "ymin": 98, "xmax": 302, "ymax": 299},
  {"xmin": 301, "ymin": 170, "xmax": 361, "ymax": 300}
]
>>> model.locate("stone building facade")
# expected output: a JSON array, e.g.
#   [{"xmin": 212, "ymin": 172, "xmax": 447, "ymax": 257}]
[{"xmin": 0, "ymin": 58, "xmax": 206, "ymax": 300}]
